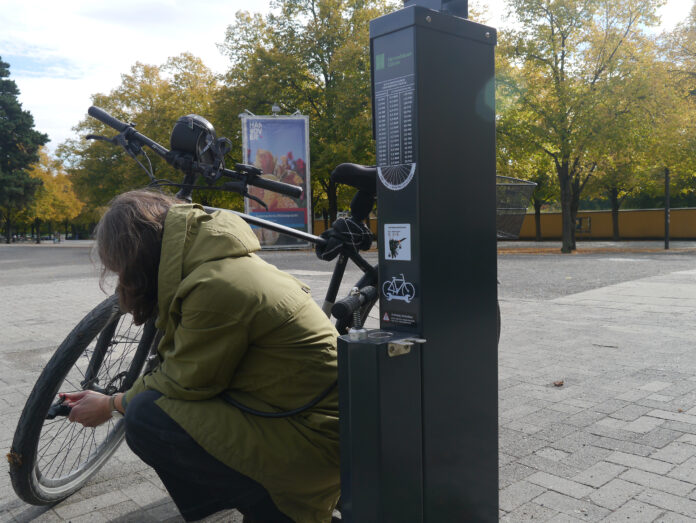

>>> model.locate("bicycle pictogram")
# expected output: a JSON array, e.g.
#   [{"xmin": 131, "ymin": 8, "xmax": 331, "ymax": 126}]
[{"xmin": 382, "ymin": 274, "xmax": 416, "ymax": 303}]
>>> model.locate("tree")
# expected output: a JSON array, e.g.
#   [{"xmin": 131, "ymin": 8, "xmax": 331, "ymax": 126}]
[
  {"xmin": 216, "ymin": 0, "xmax": 392, "ymax": 221},
  {"xmin": 497, "ymin": 0, "xmax": 662, "ymax": 252},
  {"xmin": 23, "ymin": 148, "xmax": 84, "ymax": 242},
  {"xmin": 0, "ymin": 57, "xmax": 48, "ymax": 242},
  {"xmin": 59, "ymin": 53, "xmax": 224, "ymax": 209},
  {"xmin": 657, "ymin": 1, "xmax": 696, "ymax": 191},
  {"xmin": 582, "ymin": 36, "xmax": 670, "ymax": 240},
  {"xmin": 667, "ymin": 2, "xmax": 696, "ymax": 99}
]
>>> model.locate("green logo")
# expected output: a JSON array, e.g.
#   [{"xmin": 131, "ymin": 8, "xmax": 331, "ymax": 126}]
[{"xmin": 375, "ymin": 53, "xmax": 385, "ymax": 71}]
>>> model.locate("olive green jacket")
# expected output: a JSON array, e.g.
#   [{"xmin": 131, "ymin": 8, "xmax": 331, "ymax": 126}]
[{"xmin": 123, "ymin": 205, "xmax": 340, "ymax": 523}]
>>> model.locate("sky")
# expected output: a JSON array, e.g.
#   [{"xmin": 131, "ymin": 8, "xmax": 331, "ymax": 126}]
[{"xmin": 1, "ymin": 0, "xmax": 692, "ymax": 153}]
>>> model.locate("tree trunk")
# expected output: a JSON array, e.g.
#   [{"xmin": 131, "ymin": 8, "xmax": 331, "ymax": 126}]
[
  {"xmin": 534, "ymin": 201, "xmax": 542, "ymax": 241},
  {"xmin": 558, "ymin": 161, "xmax": 574, "ymax": 253},
  {"xmin": 35, "ymin": 218, "xmax": 41, "ymax": 244},
  {"xmin": 570, "ymin": 191, "xmax": 579, "ymax": 251},
  {"xmin": 610, "ymin": 188, "xmax": 620, "ymax": 241},
  {"xmin": 4, "ymin": 215, "xmax": 10, "ymax": 244}
]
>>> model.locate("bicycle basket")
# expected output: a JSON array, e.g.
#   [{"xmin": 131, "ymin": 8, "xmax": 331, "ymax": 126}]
[{"xmin": 496, "ymin": 176, "xmax": 536, "ymax": 240}]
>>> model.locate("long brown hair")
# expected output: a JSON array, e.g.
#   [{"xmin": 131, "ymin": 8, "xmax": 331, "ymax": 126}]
[{"xmin": 95, "ymin": 190, "xmax": 179, "ymax": 324}]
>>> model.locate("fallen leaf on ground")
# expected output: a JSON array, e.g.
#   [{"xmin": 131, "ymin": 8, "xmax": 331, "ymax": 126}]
[{"xmin": 553, "ymin": 380, "xmax": 564, "ymax": 387}]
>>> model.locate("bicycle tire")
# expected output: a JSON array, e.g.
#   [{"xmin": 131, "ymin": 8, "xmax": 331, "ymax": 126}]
[
  {"xmin": 9, "ymin": 294, "xmax": 156, "ymax": 505},
  {"xmin": 335, "ymin": 270, "xmax": 379, "ymax": 334}
]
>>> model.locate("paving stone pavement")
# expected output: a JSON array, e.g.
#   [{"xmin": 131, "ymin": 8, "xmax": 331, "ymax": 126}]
[
  {"xmin": 498, "ymin": 268, "xmax": 696, "ymax": 522},
  {"xmin": 3, "ymin": 245, "xmax": 696, "ymax": 521}
]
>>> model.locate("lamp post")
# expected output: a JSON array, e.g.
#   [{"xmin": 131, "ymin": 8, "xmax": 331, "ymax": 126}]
[{"xmin": 665, "ymin": 167, "xmax": 670, "ymax": 250}]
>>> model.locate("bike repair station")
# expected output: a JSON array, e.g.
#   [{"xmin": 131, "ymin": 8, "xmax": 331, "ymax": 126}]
[{"xmin": 338, "ymin": 0, "xmax": 498, "ymax": 521}]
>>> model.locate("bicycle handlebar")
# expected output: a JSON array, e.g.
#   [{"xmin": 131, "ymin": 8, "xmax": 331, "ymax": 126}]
[
  {"xmin": 87, "ymin": 106, "xmax": 303, "ymax": 199},
  {"xmin": 88, "ymin": 106, "xmax": 129, "ymax": 133}
]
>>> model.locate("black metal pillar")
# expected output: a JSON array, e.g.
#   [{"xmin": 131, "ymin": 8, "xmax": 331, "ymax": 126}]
[
  {"xmin": 374, "ymin": 4, "xmax": 497, "ymax": 520},
  {"xmin": 338, "ymin": 3, "xmax": 498, "ymax": 521}
]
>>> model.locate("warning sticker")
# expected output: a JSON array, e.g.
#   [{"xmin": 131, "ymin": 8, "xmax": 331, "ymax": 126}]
[
  {"xmin": 384, "ymin": 223, "xmax": 411, "ymax": 261},
  {"xmin": 382, "ymin": 310, "xmax": 417, "ymax": 327}
]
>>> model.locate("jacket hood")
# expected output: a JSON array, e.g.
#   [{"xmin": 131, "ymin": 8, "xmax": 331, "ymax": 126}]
[{"xmin": 157, "ymin": 204, "xmax": 260, "ymax": 322}]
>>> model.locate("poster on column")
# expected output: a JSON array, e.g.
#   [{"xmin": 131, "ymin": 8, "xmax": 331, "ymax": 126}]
[{"xmin": 241, "ymin": 115, "xmax": 311, "ymax": 248}]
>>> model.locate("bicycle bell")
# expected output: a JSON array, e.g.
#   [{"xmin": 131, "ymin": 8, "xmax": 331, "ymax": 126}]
[{"xmin": 170, "ymin": 114, "xmax": 217, "ymax": 164}]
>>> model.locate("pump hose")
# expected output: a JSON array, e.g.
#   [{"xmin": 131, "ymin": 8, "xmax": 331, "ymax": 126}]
[{"xmin": 220, "ymin": 380, "xmax": 337, "ymax": 418}]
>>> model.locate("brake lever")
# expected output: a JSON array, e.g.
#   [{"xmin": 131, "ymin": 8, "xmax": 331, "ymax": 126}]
[
  {"xmin": 221, "ymin": 181, "xmax": 269, "ymax": 210},
  {"xmin": 85, "ymin": 132, "xmax": 142, "ymax": 159},
  {"xmin": 115, "ymin": 131, "xmax": 142, "ymax": 159},
  {"xmin": 246, "ymin": 193, "xmax": 269, "ymax": 211}
]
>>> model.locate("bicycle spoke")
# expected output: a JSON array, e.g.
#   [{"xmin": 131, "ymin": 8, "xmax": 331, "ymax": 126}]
[
  {"xmin": 38, "ymin": 417, "xmax": 73, "ymax": 458},
  {"xmin": 37, "ymin": 421, "xmax": 69, "ymax": 457},
  {"xmin": 62, "ymin": 376, "xmax": 82, "ymax": 392},
  {"xmin": 55, "ymin": 426, "xmax": 81, "ymax": 479},
  {"xmin": 42, "ymin": 422, "xmax": 78, "ymax": 478},
  {"xmin": 43, "ymin": 423, "xmax": 78, "ymax": 477},
  {"xmin": 66, "ymin": 428, "xmax": 90, "ymax": 477}
]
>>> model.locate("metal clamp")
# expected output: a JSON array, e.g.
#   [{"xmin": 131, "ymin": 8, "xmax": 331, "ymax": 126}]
[{"xmin": 387, "ymin": 337, "xmax": 426, "ymax": 357}]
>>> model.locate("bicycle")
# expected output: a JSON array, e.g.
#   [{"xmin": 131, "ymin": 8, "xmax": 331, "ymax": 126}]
[{"xmin": 9, "ymin": 107, "xmax": 380, "ymax": 506}]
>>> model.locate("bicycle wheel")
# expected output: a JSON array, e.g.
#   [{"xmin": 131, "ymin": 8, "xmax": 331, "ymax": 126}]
[
  {"xmin": 9, "ymin": 294, "xmax": 156, "ymax": 505},
  {"xmin": 335, "ymin": 270, "xmax": 379, "ymax": 334}
]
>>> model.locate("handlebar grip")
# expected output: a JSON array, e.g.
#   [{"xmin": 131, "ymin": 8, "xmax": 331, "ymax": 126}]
[
  {"xmin": 331, "ymin": 286, "xmax": 377, "ymax": 321},
  {"xmin": 250, "ymin": 176, "xmax": 303, "ymax": 199},
  {"xmin": 88, "ymin": 106, "xmax": 129, "ymax": 133},
  {"xmin": 332, "ymin": 294, "xmax": 362, "ymax": 321}
]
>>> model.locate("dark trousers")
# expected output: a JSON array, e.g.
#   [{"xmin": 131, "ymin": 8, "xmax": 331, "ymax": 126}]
[{"xmin": 124, "ymin": 390, "xmax": 293, "ymax": 522}]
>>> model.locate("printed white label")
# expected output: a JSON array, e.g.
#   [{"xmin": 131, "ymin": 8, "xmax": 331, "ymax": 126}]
[{"xmin": 384, "ymin": 223, "xmax": 411, "ymax": 261}]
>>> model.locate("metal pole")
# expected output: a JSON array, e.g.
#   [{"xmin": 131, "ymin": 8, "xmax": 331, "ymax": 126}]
[{"xmin": 665, "ymin": 167, "xmax": 670, "ymax": 250}]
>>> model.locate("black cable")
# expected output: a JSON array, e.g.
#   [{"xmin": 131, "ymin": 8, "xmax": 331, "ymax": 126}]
[
  {"xmin": 133, "ymin": 148, "xmax": 155, "ymax": 180},
  {"xmin": 221, "ymin": 380, "xmax": 337, "ymax": 418}
]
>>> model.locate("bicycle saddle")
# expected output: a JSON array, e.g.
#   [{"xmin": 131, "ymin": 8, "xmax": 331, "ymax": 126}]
[{"xmin": 331, "ymin": 164, "xmax": 377, "ymax": 194}]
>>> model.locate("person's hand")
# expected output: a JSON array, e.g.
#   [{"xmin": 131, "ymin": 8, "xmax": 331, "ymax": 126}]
[{"xmin": 60, "ymin": 391, "xmax": 111, "ymax": 427}]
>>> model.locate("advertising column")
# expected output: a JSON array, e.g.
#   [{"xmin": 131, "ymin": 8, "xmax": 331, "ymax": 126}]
[{"xmin": 240, "ymin": 115, "xmax": 311, "ymax": 248}]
